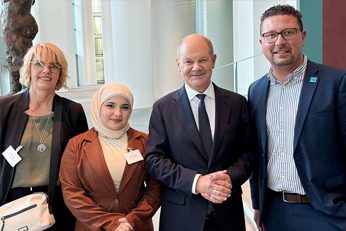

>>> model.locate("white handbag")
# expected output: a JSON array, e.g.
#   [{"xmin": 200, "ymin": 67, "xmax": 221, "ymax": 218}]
[{"xmin": 0, "ymin": 192, "xmax": 55, "ymax": 231}]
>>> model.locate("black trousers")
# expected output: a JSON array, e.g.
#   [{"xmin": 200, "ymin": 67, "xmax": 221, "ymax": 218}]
[
  {"xmin": 5, "ymin": 186, "xmax": 76, "ymax": 231},
  {"xmin": 204, "ymin": 217, "xmax": 218, "ymax": 231}
]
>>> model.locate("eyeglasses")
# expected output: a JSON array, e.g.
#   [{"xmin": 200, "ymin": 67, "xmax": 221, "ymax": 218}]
[
  {"xmin": 261, "ymin": 28, "xmax": 301, "ymax": 44},
  {"xmin": 31, "ymin": 61, "xmax": 62, "ymax": 74}
]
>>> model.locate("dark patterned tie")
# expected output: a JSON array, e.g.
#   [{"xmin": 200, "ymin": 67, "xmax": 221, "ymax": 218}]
[
  {"xmin": 196, "ymin": 94, "xmax": 212, "ymax": 159},
  {"xmin": 197, "ymin": 95, "xmax": 214, "ymax": 214}
]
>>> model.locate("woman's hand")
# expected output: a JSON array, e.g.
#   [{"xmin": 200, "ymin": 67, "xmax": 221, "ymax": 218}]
[{"xmin": 115, "ymin": 218, "xmax": 133, "ymax": 231}]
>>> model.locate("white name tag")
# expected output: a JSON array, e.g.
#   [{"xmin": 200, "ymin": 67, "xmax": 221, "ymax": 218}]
[
  {"xmin": 2, "ymin": 145, "xmax": 22, "ymax": 167},
  {"xmin": 124, "ymin": 149, "xmax": 143, "ymax": 165}
]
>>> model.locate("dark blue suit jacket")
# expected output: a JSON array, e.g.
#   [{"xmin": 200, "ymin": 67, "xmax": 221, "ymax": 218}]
[
  {"xmin": 145, "ymin": 83, "xmax": 255, "ymax": 231},
  {"xmin": 249, "ymin": 60, "xmax": 346, "ymax": 230}
]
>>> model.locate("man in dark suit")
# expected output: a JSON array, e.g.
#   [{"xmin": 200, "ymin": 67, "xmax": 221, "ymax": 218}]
[
  {"xmin": 145, "ymin": 34, "xmax": 255, "ymax": 231},
  {"xmin": 249, "ymin": 4, "xmax": 346, "ymax": 231}
]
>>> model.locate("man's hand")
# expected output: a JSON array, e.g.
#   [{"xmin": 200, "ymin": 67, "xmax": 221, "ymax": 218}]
[
  {"xmin": 254, "ymin": 210, "xmax": 264, "ymax": 231},
  {"xmin": 196, "ymin": 170, "xmax": 232, "ymax": 203},
  {"xmin": 115, "ymin": 218, "xmax": 133, "ymax": 231}
]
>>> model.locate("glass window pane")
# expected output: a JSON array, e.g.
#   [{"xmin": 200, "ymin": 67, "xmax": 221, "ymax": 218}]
[
  {"xmin": 92, "ymin": 0, "xmax": 101, "ymax": 13},
  {"xmin": 93, "ymin": 16, "xmax": 102, "ymax": 35},
  {"xmin": 72, "ymin": 1, "xmax": 77, "ymax": 53},
  {"xmin": 94, "ymin": 38, "xmax": 103, "ymax": 57},
  {"xmin": 96, "ymin": 59, "xmax": 104, "ymax": 84},
  {"xmin": 0, "ymin": 4, "xmax": 3, "ymax": 37}
]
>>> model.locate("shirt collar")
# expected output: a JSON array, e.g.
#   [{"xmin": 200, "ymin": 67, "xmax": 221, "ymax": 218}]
[
  {"xmin": 185, "ymin": 81, "xmax": 215, "ymax": 101},
  {"xmin": 268, "ymin": 55, "xmax": 308, "ymax": 84}
]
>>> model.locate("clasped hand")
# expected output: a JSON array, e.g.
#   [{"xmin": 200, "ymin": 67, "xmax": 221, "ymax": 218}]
[
  {"xmin": 196, "ymin": 170, "xmax": 232, "ymax": 204},
  {"xmin": 115, "ymin": 218, "xmax": 133, "ymax": 231}
]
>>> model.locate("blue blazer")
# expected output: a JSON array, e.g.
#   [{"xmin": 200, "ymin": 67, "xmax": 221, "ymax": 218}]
[
  {"xmin": 145, "ymin": 83, "xmax": 255, "ymax": 231},
  {"xmin": 249, "ymin": 60, "xmax": 346, "ymax": 230}
]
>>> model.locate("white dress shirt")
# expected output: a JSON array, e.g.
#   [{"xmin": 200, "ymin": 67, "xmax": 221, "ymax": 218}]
[{"xmin": 184, "ymin": 82, "xmax": 215, "ymax": 194}]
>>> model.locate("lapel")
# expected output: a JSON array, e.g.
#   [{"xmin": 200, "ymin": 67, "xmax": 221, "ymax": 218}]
[
  {"xmin": 170, "ymin": 86, "xmax": 208, "ymax": 161},
  {"xmin": 259, "ymin": 77, "xmax": 270, "ymax": 155},
  {"xmin": 7, "ymin": 90, "xmax": 30, "ymax": 169},
  {"xmin": 209, "ymin": 84, "xmax": 232, "ymax": 166},
  {"xmin": 1, "ymin": 90, "xmax": 29, "ymax": 205},
  {"xmin": 50, "ymin": 94, "xmax": 63, "ymax": 174},
  {"xmin": 13, "ymin": 90, "xmax": 30, "ymax": 148},
  {"xmin": 83, "ymin": 129, "xmax": 117, "ymax": 195},
  {"xmin": 293, "ymin": 61, "xmax": 319, "ymax": 152},
  {"xmin": 118, "ymin": 128, "xmax": 142, "ymax": 195},
  {"xmin": 51, "ymin": 95, "xmax": 62, "ymax": 152}
]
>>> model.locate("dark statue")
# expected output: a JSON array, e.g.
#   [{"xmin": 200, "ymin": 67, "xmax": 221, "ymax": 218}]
[{"xmin": 1, "ymin": 0, "xmax": 37, "ymax": 94}]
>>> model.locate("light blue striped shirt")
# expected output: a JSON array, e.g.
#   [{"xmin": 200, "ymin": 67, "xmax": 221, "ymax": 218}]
[{"xmin": 266, "ymin": 55, "xmax": 308, "ymax": 194}]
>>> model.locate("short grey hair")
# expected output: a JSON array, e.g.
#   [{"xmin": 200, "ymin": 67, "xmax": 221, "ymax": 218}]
[{"xmin": 176, "ymin": 35, "xmax": 214, "ymax": 58}]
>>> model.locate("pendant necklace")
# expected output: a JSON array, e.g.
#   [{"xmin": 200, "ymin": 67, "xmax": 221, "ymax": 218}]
[{"xmin": 30, "ymin": 109, "xmax": 51, "ymax": 153}]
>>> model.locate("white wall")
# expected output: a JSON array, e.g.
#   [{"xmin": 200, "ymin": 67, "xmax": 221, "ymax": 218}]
[
  {"xmin": 73, "ymin": 0, "xmax": 97, "ymax": 86},
  {"xmin": 197, "ymin": 0, "xmax": 234, "ymax": 91},
  {"xmin": 101, "ymin": 0, "xmax": 196, "ymax": 108},
  {"xmin": 0, "ymin": 32, "xmax": 10, "ymax": 95},
  {"xmin": 100, "ymin": 0, "xmax": 115, "ymax": 85},
  {"xmin": 103, "ymin": 1, "xmax": 154, "ymax": 109},
  {"xmin": 27, "ymin": 0, "xmax": 298, "ymax": 102},
  {"xmin": 32, "ymin": 0, "xmax": 79, "ymax": 90},
  {"xmin": 233, "ymin": 0, "xmax": 297, "ymax": 96},
  {"xmin": 151, "ymin": 1, "xmax": 196, "ymax": 100}
]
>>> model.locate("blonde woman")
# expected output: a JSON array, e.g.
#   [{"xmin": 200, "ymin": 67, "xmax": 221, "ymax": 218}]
[{"xmin": 0, "ymin": 43, "xmax": 88, "ymax": 230}]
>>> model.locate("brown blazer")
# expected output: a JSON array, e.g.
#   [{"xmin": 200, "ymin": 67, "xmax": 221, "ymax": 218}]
[{"xmin": 60, "ymin": 128, "xmax": 162, "ymax": 231}]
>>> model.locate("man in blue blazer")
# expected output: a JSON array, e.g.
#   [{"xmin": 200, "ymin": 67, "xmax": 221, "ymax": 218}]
[
  {"xmin": 249, "ymin": 5, "xmax": 346, "ymax": 231},
  {"xmin": 145, "ymin": 34, "xmax": 255, "ymax": 231}
]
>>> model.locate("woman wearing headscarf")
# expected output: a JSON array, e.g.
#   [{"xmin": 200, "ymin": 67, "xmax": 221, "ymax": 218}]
[
  {"xmin": 60, "ymin": 82, "xmax": 162, "ymax": 231},
  {"xmin": 0, "ymin": 43, "xmax": 88, "ymax": 230}
]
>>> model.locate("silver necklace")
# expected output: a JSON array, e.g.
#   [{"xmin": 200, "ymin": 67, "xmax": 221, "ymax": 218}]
[{"xmin": 30, "ymin": 110, "xmax": 51, "ymax": 153}]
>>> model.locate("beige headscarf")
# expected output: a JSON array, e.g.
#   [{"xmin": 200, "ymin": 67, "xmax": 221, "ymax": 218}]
[
  {"xmin": 91, "ymin": 82, "xmax": 134, "ymax": 193},
  {"xmin": 91, "ymin": 82, "xmax": 134, "ymax": 139}
]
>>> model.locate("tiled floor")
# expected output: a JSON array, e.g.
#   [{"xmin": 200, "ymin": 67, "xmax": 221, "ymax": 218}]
[{"xmin": 58, "ymin": 85, "xmax": 256, "ymax": 231}]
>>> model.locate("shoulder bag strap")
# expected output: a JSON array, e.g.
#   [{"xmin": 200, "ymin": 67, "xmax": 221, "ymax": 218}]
[{"xmin": 48, "ymin": 96, "xmax": 62, "ymax": 214}]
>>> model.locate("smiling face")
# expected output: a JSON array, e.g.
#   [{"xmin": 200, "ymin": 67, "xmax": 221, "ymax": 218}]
[
  {"xmin": 30, "ymin": 55, "xmax": 60, "ymax": 92},
  {"xmin": 176, "ymin": 35, "xmax": 216, "ymax": 93},
  {"xmin": 260, "ymin": 14, "xmax": 306, "ymax": 72},
  {"xmin": 100, "ymin": 95, "xmax": 132, "ymax": 131}
]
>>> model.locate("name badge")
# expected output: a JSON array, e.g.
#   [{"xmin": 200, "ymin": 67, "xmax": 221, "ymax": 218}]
[
  {"xmin": 309, "ymin": 77, "xmax": 317, "ymax": 83},
  {"xmin": 2, "ymin": 145, "xmax": 22, "ymax": 167},
  {"xmin": 124, "ymin": 149, "xmax": 143, "ymax": 165}
]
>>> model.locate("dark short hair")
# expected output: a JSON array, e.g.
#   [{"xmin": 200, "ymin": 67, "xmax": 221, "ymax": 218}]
[{"xmin": 260, "ymin": 4, "xmax": 303, "ymax": 34}]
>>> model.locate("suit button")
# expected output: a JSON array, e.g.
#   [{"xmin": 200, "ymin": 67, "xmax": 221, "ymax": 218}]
[
  {"xmin": 208, "ymin": 167, "xmax": 212, "ymax": 173},
  {"xmin": 114, "ymin": 199, "xmax": 119, "ymax": 204}
]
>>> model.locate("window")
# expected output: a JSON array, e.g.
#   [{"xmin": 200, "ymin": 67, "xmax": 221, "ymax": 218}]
[
  {"xmin": 94, "ymin": 38, "xmax": 103, "ymax": 57},
  {"xmin": 96, "ymin": 59, "xmax": 104, "ymax": 84},
  {"xmin": 92, "ymin": 0, "xmax": 104, "ymax": 84},
  {"xmin": 72, "ymin": 0, "xmax": 79, "ymax": 85},
  {"xmin": 92, "ymin": 0, "xmax": 101, "ymax": 13},
  {"xmin": 93, "ymin": 16, "xmax": 102, "ymax": 35}
]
